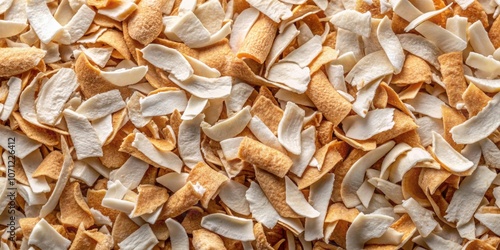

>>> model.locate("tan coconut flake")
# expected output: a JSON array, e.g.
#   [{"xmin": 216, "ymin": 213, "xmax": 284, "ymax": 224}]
[
  {"xmin": 20, "ymin": 150, "xmax": 50, "ymax": 194},
  {"xmin": 178, "ymin": 113, "xmax": 204, "ymax": 168},
  {"xmin": 343, "ymin": 108, "xmax": 395, "ymax": 140},
  {"xmin": 391, "ymin": 55, "xmax": 432, "ymax": 85},
  {"xmin": 401, "ymin": 198, "xmax": 438, "ymax": 237},
  {"xmin": 187, "ymin": 162, "xmax": 228, "ymax": 208},
  {"xmin": 131, "ymin": 132, "xmax": 183, "ymax": 172},
  {"xmin": 192, "ymin": 228, "xmax": 227, "ymax": 250},
  {"xmin": 345, "ymin": 50, "xmax": 394, "ymax": 89},
  {"xmin": 245, "ymin": 181, "xmax": 280, "ymax": 228},
  {"xmin": 469, "ymin": 20, "xmax": 495, "ymax": 56},
  {"xmin": 264, "ymin": 24, "xmax": 299, "ymax": 76},
  {"xmin": 330, "ymin": 9, "xmax": 371, "ymax": 37},
  {"xmin": 246, "ymin": 0, "xmax": 292, "ymax": 23},
  {"xmin": 238, "ymin": 137, "xmax": 293, "ymax": 177},
  {"xmin": 346, "ymin": 213, "xmax": 394, "ymax": 250},
  {"xmin": 304, "ymin": 173, "xmax": 334, "ymax": 241},
  {"xmin": 380, "ymin": 142, "xmax": 412, "ymax": 179},
  {"xmin": 0, "ymin": 77, "xmax": 21, "ymax": 121},
  {"xmin": 141, "ymin": 43, "xmax": 194, "ymax": 81},
  {"xmin": 39, "ymin": 136, "xmax": 74, "ymax": 217},
  {"xmin": 160, "ymin": 181, "xmax": 204, "ymax": 219},
  {"xmin": 75, "ymin": 89, "xmax": 126, "ymax": 121},
  {"xmin": 397, "ymin": 33, "xmax": 442, "ymax": 69},
  {"xmin": 432, "ymin": 131, "xmax": 473, "ymax": 173},
  {"xmin": 479, "ymin": 139, "xmax": 500, "ymax": 169},
  {"xmin": 201, "ymin": 106, "xmax": 252, "ymax": 141},
  {"xmin": 26, "ymin": 0, "xmax": 64, "ymax": 44},
  {"xmin": 97, "ymin": 0, "xmax": 137, "ymax": 21},
  {"xmin": 59, "ymin": 181, "xmax": 94, "ymax": 228},
  {"xmin": 28, "ymin": 218, "xmax": 71, "ymax": 250},
  {"xmin": 139, "ymin": 90, "xmax": 188, "ymax": 117},
  {"xmin": 405, "ymin": 3, "xmax": 452, "ymax": 32},
  {"xmin": 36, "ymin": 68, "xmax": 78, "ymax": 126},
  {"xmin": 341, "ymin": 141, "xmax": 395, "ymax": 208},
  {"xmin": 64, "ymin": 4, "xmax": 96, "ymax": 43},
  {"xmin": 405, "ymin": 92, "xmax": 445, "ymax": 119},
  {"xmin": 445, "ymin": 165, "xmax": 496, "ymax": 227},
  {"xmin": 377, "ymin": 16, "xmax": 405, "ymax": 74},
  {"xmin": 169, "ymin": 74, "xmax": 232, "ymax": 99},
  {"xmin": 63, "ymin": 109, "xmax": 103, "ymax": 159},
  {"xmin": 219, "ymin": 180, "xmax": 251, "ymax": 216},
  {"xmin": 118, "ymin": 224, "xmax": 159, "ymax": 250},
  {"xmin": 201, "ymin": 213, "xmax": 255, "ymax": 241},
  {"xmin": 0, "ymin": 125, "xmax": 41, "ymax": 159},
  {"xmin": 131, "ymin": 184, "xmax": 169, "ymax": 217},
  {"xmin": 31, "ymin": 151, "xmax": 63, "ymax": 180}
]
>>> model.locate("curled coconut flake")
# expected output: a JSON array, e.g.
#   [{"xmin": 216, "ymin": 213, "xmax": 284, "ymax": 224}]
[
  {"xmin": 290, "ymin": 126, "xmax": 316, "ymax": 177},
  {"xmin": 80, "ymin": 46, "xmax": 113, "ymax": 68},
  {"xmin": 75, "ymin": 89, "xmax": 126, "ymax": 121},
  {"xmin": 432, "ymin": 131, "xmax": 473, "ymax": 173},
  {"xmin": 184, "ymin": 55, "xmax": 221, "ymax": 78},
  {"xmin": 275, "ymin": 89, "xmax": 315, "ymax": 108},
  {"xmin": 189, "ymin": 21, "xmax": 232, "ymax": 49},
  {"xmin": 127, "ymin": 91, "xmax": 151, "ymax": 128},
  {"xmin": 278, "ymin": 102, "xmax": 305, "ymax": 155},
  {"xmin": 229, "ymin": 7, "xmax": 259, "ymax": 52},
  {"xmin": 280, "ymin": 35, "xmax": 323, "ymax": 68},
  {"xmin": 304, "ymin": 174, "xmax": 334, "ymax": 241},
  {"xmin": 219, "ymin": 180, "xmax": 250, "ymax": 215},
  {"xmin": 141, "ymin": 43, "xmax": 193, "ymax": 81},
  {"xmin": 330, "ymin": 10, "xmax": 371, "ymax": 37},
  {"xmin": 131, "ymin": 132, "xmax": 183, "ymax": 172},
  {"xmin": 63, "ymin": 109, "xmax": 103, "ymax": 159},
  {"xmin": 201, "ymin": 106, "xmax": 251, "ymax": 141},
  {"xmin": 26, "ymin": 0, "xmax": 63, "ymax": 44},
  {"xmin": 343, "ymin": 108, "xmax": 395, "ymax": 140},
  {"xmin": 169, "ymin": 74, "xmax": 232, "ymax": 99},
  {"xmin": 140, "ymin": 90, "xmax": 188, "ymax": 117},
  {"xmin": 245, "ymin": 0, "xmax": 292, "ymax": 23},
  {"xmin": 378, "ymin": 16, "xmax": 405, "ymax": 74},
  {"xmin": 285, "ymin": 177, "xmax": 320, "ymax": 219},
  {"xmin": 246, "ymin": 181, "xmax": 280, "ymax": 229},
  {"xmin": 414, "ymin": 21, "xmax": 467, "ymax": 53},
  {"xmin": 345, "ymin": 50, "xmax": 394, "ymax": 89},
  {"xmin": 465, "ymin": 75, "xmax": 500, "ymax": 93},
  {"xmin": 380, "ymin": 142, "xmax": 412, "ymax": 179},
  {"xmin": 28, "ymin": 219, "xmax": 71, "ymax": 250},
  {"xmin": 346, "ymin": 213, "xmax": 394, "ymax": 250},
  {"xmin": 0, "ymin": 77, "xmax": 21, "ymax": 121},
  {"xmin": 389, "ymin": 147, "xmax": 435, "ymax": 183},
  {"xmin": 220, "ymin": 137, "xmax": 244, "ymax": 161},
  {"xmin": 20, "ymin": 150, "xmax": 50, "ymax": 194},
  {"xmin": 201, "ymin": 213, "xmax": 255, "ymax": 241},
  {"xmin": 267, "ymin": 62, "xmax": 311, "ymax": 94},
  {"xmin": 405, "ymin": 3, "xmax": 453, "ymax": 32},
  {"xmin": 341, "ymin": 141, "xmax": 395, "ymax": 208},
  {"xmin": 465, "ymin": 52, "xmax": 500, "ymax": 79},
  {"xmin": 247, "ymin": 116, "xmax": 283, "ymax": 151},
  {"xmin": 405, "ymin": 92, "xmax": 446, "ymax": 119},
  {"xmin": 265, "ymin": 24, "xmax": 299, "ymax": 76},
  {"xmin": 178, "ymin": 114, "xmax": 205, "ymax": 168},
  {"xmin": 100, "ymin": 66, "xmax": 148, "ymax": 87}
]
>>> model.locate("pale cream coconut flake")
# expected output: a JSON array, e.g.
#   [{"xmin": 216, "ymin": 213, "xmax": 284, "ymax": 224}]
[
  {"xmin": 265, "ymin": 24, "xmax": 299, "ymax": 76},
  {"xmin": 127, "ymin": 91, "xmax": 151, "ymax": 128},
  {"xmin": 64, "ymin": 4, "xmax": 95, "ymax": 43},
  {"xmin": 0, "ymin": 125, "xmax": 41, "ymax": 159},
  {"xmin": 0, "ymin": 20, "xmax": 27, "ymax": 38},
  {"xmin": 17, "ymin": 184, "xmax": 47, "ymax": 206},
  {"xmin": 281, "ymin": 35, "xmax": 323, "ymax": 68},
  {"xmin": 405, "ymin": 92, "xmax": 445, "ymax": 119},
  {"xmin": 184, "ymin": 55, "xmax": 221, "ymax": 78},
  {"xmin": 97, "ymin": 0, "xmax": 136, "ymax": 21},
  {"xmin": 278, "ymin": 102, "xmax": 305, "ymax": 155},
  {"xmin": 468, "ymin": 21, "xmax": 495, "ymax": 56},
  {"xmin": 26, "ymin": 0, "xmax": 63, "ymax": 44},
  {"xmin": 465, "ymin": 75, "xmax": 500, "ymax": 93},
  {"xmin": 75, "ymin": 89, "xmax": 126, "ymax": 120},
  {"xmin": 405, "ymin": 3, "xmax": 453, "ymax": 32},
  {"xmin": 345, "ymin": 50, "xmax": 393, "ymax": 89},
  {"xmin": 0, "ymin": 77, "xmax": 21, "ymax": 121},
  {"xmin": 92, "ymin": 115, "xmax": 113, "ymax": 145},
  {"xmin": 285, "ymin": 176, "xmax": 320, "ymax": 219},
  {"xmin": 201, "ymin": 106, "xmax": 251, "ymax": 141},
  {"xmin": 304, "ymin": 174, "xmax": 334, "ymax": 241},
  {"xmin": 432, "ymin": 132, "xmax": 474, "ymax": 173},
  {"xmin": 80, "ymin": 46, "xmax": 113, "ymax": 68},
  {"xmin": 474, "ymin": 212, "xmax": 500, "ymax": 236},
  {"xmin": 169, "ymin": 74, "xmax": 232, "ymax": 99},
  {"xmin": 132, "ymin": 132, "xmax": 183, "ymax": 172},
  {"xmin": 290, "ymin": 126, "xmax": 316, "ymax": 177},
  {"xmin": 140, "ymin": 90, "xmax": 188, "ymax": 117},
  {"xmin": 247, "ymin": 116, "xmax": 283, "ymax": 151},
  {"xmin": 71, "ymin": 160, "xmax": 100, "ymax": 186},
  {"xmin": 170, "ymin": 11, "xmax": 211, "ymax": 48},
  {"xmin": 201, "ymin": 213, "xmax": 255, "ymax": 241},
  {"xmin": 245, "ymin": 181, "xmax": 280, "ymax": 228},
  {"xmin": 246, "ymin": 0, "xmax": 292, "ymax": 23},
  {"xmin": 389, "ymin": 147, "xmax": 435, "ymax": 183},
  {"xmin": 346, "ymin": 213, "xmax": 394, "ymax": 250},
  {"xmin": 402, "ymin": 198, "xmax": 439, "ymax": 237},
  {"xmin": 343, "ymin": 108, "xmax": 395, "ymax": 140},
  {"xmin": 20, "ymin": 150, "xmax": 50, "ymax": 194},
  {"xmin": 479, "ymin": 139, "xmax": 500, "ymax": 169},
  {"xmin": 368, "ymin": 177, "xmax": 404, "ymax": 204},
  {"xmin": 414, "ymin": 21, "xmax": 467, "ymax": 53},
  {"xmin": 219, "ymin": 180, "xmax": 251, "ymax": 215},
  {"xmin": 446, "ymin": 15, "xmax": 468, "ymax": 41},
  {"xmin": 28, "ymin": 219, "xmax": 71, "ymax": 250},
  {"xmin": 63, "ymin": 109, "xmax": 103, "ymax": 159},
  {"xmin": 398, "ymin": 33, "xmax": 442, "ymax": 69},
  {"xmin": 100, "ymin": 66, "xmax": 148, "ymax": 87},
  {"xmin": 352, "ymin": 79, "xmax": 383, "ymax": 117},
  {"xmin": 109, "ymin": 156, "xmax": 149, "ymax": 189},
  {"xmin": 465, "ymin": 52, "xmax": 500, "ymax": 79},
  {"xmin": 378, "ymin": 16, "xmax": 405, "ymax": 74},
  {"xmin": 267, "ymin": 62, "xmax": 311, "ymax": 94},
  {"xmin": 178, "ymin": 114, "xmax": 205, "ymax": 168},
  {"xmin": 225, "ymin": 82, "xmax": 254, "ymax": 114},
  {"xmin": 141, "ymin": 43, "xmax": 194, "ymax": 81},
  {"xmin": 330, "ymin": 10, "xmax": 371, "ymax": 37},
  {"xmin": 380, "ymin": 142, "xmax": 412, "ymax": 179},
  {"xmin": 119, "ymin": 224, "xmax": 159, "ymax": 250},
  {"xmin": 181, "ymin": 96, "xmax": 208, "ymax": 120},
  {"xmin": 422, "ymin": 234, "xmax": 462, "ymax": 250}
]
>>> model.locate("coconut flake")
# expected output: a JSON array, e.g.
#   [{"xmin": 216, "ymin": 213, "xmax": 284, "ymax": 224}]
[
  {"xmin": 28, "ymin": 219, "xmax": 71, "ymax": 250},
  {"xmin": 26, "ymin": 0, "xmax": 63, "ymax": 44},
  {"xmin": 405, "ymin": 3, "xmax": 452, "ymax": 32},
  {"xmin": 281, "ymin": 35, "xmax": 323, "ymax": 68},
  {"xmin": 219, "ymin": 180, "xmax": 251, "ymax": 215},
  {"xmin": 389, "ymin": 147, "xmax": 434, "ymax": 183},
  {"xmin": 378, "ymin": 16, "xmax": 405, "ymax": 74},
  {"xmin": 290, "ymin": 126, "xmax": 316, "ymax": 177},
  {"xmin": 132, "ymin": 132, "xmax": 183, "ymax": 172},
  {"xmin": 20, "ymin": 150, "xmax": 50, "ymax": 193},
  {"xmin": 80, "ymin": 46, "xmax": 113, "ymax": 68},
  {"xmin": 90, "ymin": 208, "xmax": 112, "ymax": 226},
  {"xmin": 432, "ymin": 131, "xmax": 473, "ymax": 173},
  {"xmin": 468, "ymin": 21, "xmax": 495, "ymax": 56},
  {"xmin": 118, "ymin": 224, "xmax": 159, "ymax": 250},
  {"xmin": 346, "ymin": 213, "xmax": 394, "ymax": 250},
  {"xmin": 36, "ymin": 68, "xmax": 78, "ymax": 126},
  {"xmin": 184, "ymin": 55, "xmax": 221, "ymax": 78},
  {"xmin": 170, "ymin": 11, "xmax": 211, "ymax": 47},
  {"xmin": 17, "ymin": 184, "xmax": 47, "ymax": 205},
  {"xmin": 380, "ymin": 142, "xmax": 412, "ymax": 179},
  {"xmin": 110, "ymin": 156, "xmax": 149, "ymax": 189},
  {"xmin": 345, "ymin": 50, "xmax": 393, "ymax": 89},
  {"xmin": 225, "ymin": 82, "xmax": 254, "ymax": 114},
  {"xmin": 70, "ymin": 160, "xmax": 100, "ymax": 186},
  {"xmin": 64, "ymin": 4, "xmax": 95, "ymax": 43},
  {"xmin": 75, "ymin": 89, "xmax": 125, "ymax": 121},
  {"xmin": 201, "ymin": 213, "xmax": 255, "ymax": 241},
  {"xmin": 140, "ymin": 90, "xmax": 188, "ymax": 117},
  {"xmin": 416, "ymin": 117, "xmax": 444, "ymax": 147},
  {"xmin": 63, "ymin": 109, "xmax": 103, "ymax": 159},
  {"xmin": 0, "ymin": 77, "xmax": 21, "ymax": 121},
  {"xmin": 267, "ymin": 62, "xmax": 311, "ymax": 94},
  {"xmin": 247, "ymin": 116, "xmax": 283, "ymax": 151},
  {"xmin": 127, "ymin": 91, "xmax": 151, "ymax": 128},
  {"xmin": 246, "ymin": 181, "xmax": 280, "ymax": 228},
  {"xmin": 265, "ymin": 24, "xmax": 299, "ymax": 76},
  {"xmin": 480, "ymin": 139, "xmax": 500, "ymax": 169},
  {"xmin": 369, "ymin": 177, "xmax": 403, "ymax": 204},
  {"xmin": 465, "ymin": 75, "xmax": 500, "ymax": 93},
  {"xmin": 246, "ymin": 0, "xmax": 292, "ymax": 23},
  {"xmin": 343, "ymin": 108, "xmax": 395, "ymax": 140},
  {"xmin": 141, "ymin": 43, "xmax": 193, "ymax": 81},
  {"xmin": 0, "ymin": 125, "xmax": 41, "ymax": 159},
  {"xmin": 474, "ymin": 211, "xmax": 500, "ymax": 236},
  {"xmin": 455, "ymin": 0, "xmax": 474, "ymax": 9},
  {"xmin": 201, "ymin": 106, "xmax": 251, "ymax": 141},
  {"xmin": 285, "ymin": 176, "xmax": 320, "ymax": 219},
  {"xmin": 156, "ymin": 172, "xmax": 188, "ymax": 192},
  {"xmin": 414, "ymin": 21, "xmax": 467, "ymax": 53},
  {"xmin": 178, "ymin": 114, "xmax": 205, "ymax": 168},
  {"xmin": 352, "ymin": 78, "xmax": 382, "ymax": 117},
  {"xmin": 181, "ymin": 95, "xmax": 208, "ymax": 120},
  {"xmin": 100, "ymin": 66, "xmax": 148, "ymax": 87},
  {"xmin": 398, "ymin": 33, "xmax": 442, "ymax": 69},
  {"xmin": 92, "ymin": 115, "xmax": 113, "ymax": 145},
  {"xmin": 278, "ymin": 102, "xmax": 305, "ymax": 155},
  {"xmin": 466, "ymin": 52, "xmax": 500, "ymax": 79},
  {"xmin": 304, "ymin": 174, "xmax": 334, "ymax": 241},
  {"xmin": 445, "ymin": 165, "xmax": 496, "ymax": 226},
  {"xmin": 446, "ymin": 15, "xmax": 468, "ymax": 42},
  {"xmin": 405, "ymin": 92, "xmax": 446, "ymax": 119},
  {"xmin": 341, "ymin": 141, "xmax": 395, "ymax": 208},
  {"xmin": 0, "ymin": 20, "xmax": 27, "ymax": 38},
  {"xmin": 330, "ymin": 10, "xmax": 371, "ymax": 37},
  {"xmin": 97, "ymin": 0, "xmax": 136, "ymax": 21},
  {"xmin": 402, "ymin": 198, "xmax": 439, "ymax": 237},
  {"xmin": 169, "ymin": 74, "xmax": 232, "ymax": 99}
]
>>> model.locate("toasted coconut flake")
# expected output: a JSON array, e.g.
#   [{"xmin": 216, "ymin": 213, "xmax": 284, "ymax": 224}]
[
  {"xmin": 131, "ymin": 132, "xmax": 183, "ymax": 172},
  {"xmin": 345, "ymin": 50, "xmax": 393, "ymax": 89},
  {"xmin": 415, "ymin": 21, "xmax": 467, "ymax": 53},
  {"xmin": 63, "ymin": 109, "xmax": 103, "ymax": 159},
  {"xmin": 246, "ymin": 0, "xmax": 292, "ymax": 23},
  {"xmin": 201, "ymin": 106, "xmax": 252, "ymax": 141},
  {"xmin": 0, "ymin": 125, "xmax": 40, "ymax": 159},
  {"xmin": 246, "ymin": 181, "xmax": 280, "ymax": 228},
  {"xmin": 97, "ymin": 0, "xmax": 137, "ymax": 21},
  {"xmin": 290, "ymin": 126, "xmax": 316, "ymax": 177},
  {"xmin": 391, "ymin": 55, "xmax": 432, "ymax": 85},
  {"xmin": 378, "ymin": 16, "xmax": 405, "ymax": 74},
  {"xmin": 341, "ymin": 141, "xmax": 395, "ymax": 208},
  {"xmin": 236, "ymin": 12, "xmax": 278, "ymax": 64},
  {"xmin": 118, "ymin": 224, "xmax": 158, "ymax": 250},
  {"xmin": 405, "ymin": 92, "xmax": 445, "ymax": 119},
  {"xmin": 140, "ymin": 90, "xmax": 188, "ymax": 117},
  {"xmin": 344, "ymin": 108, "xmax": 395, "ymax": 140},
  {"xmin": 75, "ymin": 89, "xmax": 125, "ymax": 121},
  {"xmin": 132, "ymin": 185, "xmax": 169, "ymax": 217},
  {"xmin": 26, "ymin": 0, "xmax": 63, "ymax": 44},
  {"xmin": 59, "ymin": 181, "xmax": 94, "ymax": 228},
  {"xmin": 238, "ymin": 137, "xmax": 292, "ymax": 178},
  {"xmin": 389, "ymin": 147, "xmax": 434, "ymax": 183},
  {"xmin": 402, "ymin": 198, "xmax": 438, "ymax": 237},
  {"xmin": 219, "ymin": 180, "xmax": 250, "ymax": 215},
  {"xmin": 278, "ymin": 102, "xmax": 304, "ymax": 155},
  {"xmin": 380, "ymin": 142, "xmax": 412, "ymax": 179},
  {"xmin": 330, "ymin": 10, "xmax": 371, "ymax": 37},
  {"xmin": 20, "ymin": 150, "xmax": 50, "ymax": 193},
  {"xmin": 28, "ymin": 219, "xmax": 71, "ymax": 250},
  {"xmin": 36, "ymin": 68, "xmax": 78, "ymax": 126},
  {"xmin": 432, "ymin": 132, "xmax": 473, "ymax": 173},
  {"xmin": 445, "ymin": 165, "xmax": 496, "ymax": 226},
  {"xmin": 141, "ymin": 44, "xmax": 193, "ymax": 81},
  {"xmin": 267, "ymin": 62, "xmax": 311, "ymax": 94},
  {"xmin": 169, "ymin": 74, "xmax": 232, "ymax": 99},
  {"xmin": 304, "ymin": 174, "xmax": 334, "ymax": 241},
  {"xmin": 187, "ymin": 162, "xmax": 229, "ymax": 208},
  {"xmin": 156, "ymin": 172, "xmax": 188, "ymax": 192},
  {"xmin": 160, "ymin": 181, "xmax": 204, "ymax": 219},
  {"xmin": 346, "ymin": 213, "xmax": 394, "ymax": 250},
  {"xmin": 0, "ymin": 77, "xmax": 21, "ymax": 121},
  {"xmin": 229, "ymin": 7, "xmax": 259, "ymax": 52},
  {"xmin": 285, "ymin": 176, "xmax": 319, "ymax": 219},
  {"xmin": 192, "ymin": 228, "xmax": 227, "ymax": 250},
  {"xmin": 397, "ymin": 34, "xmax": 442, "ymax": 69},
  {"xmin": 201, "ymin": 213, "xmax": 255, "ymax": 241},
  {"xmin": 178, "ymin": 114, "xmax": 205, "ymax": 168}
]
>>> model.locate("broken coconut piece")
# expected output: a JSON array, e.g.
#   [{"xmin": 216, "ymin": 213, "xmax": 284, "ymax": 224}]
[
  {"xmin": 285, "ymin": 176, "xmax": 320, "ymax": 219},
  {"xmin": 201, "ymin": 213, "xmax": 255, "ymax": 241},
  {"xmin": 118, "ymin": 224, "xmax": 159, "ymax": 250},
  {"xmin": 0, "ymin": 77, "xmax": 21, "ymax": 121},
  {"xmin": 187, "ymin": 162, "xmax": 228, "ymax": 208},
  {"xmin": 245, "ymin": 0, "xmax": 292, "ymax": 23},
  {"xmin": 346, "ymin": 213, "xmax": 394, "ymax": 250},
  {"xmin": 201, "ymin": 106, "xmax": 252, "ymax": 141},
  {"xmin": 28, "ymin": 219, "xmax": 71, "ymax": 250},
  {"xmin": 304, "ymin": 173, "xmax": 334, "ymax": 241},
  {"xmin": 63, "ymin": 109, "xmax": 103, "ymax": 159},
  {"xmin": 402, "ymin": 198, "xmax": 439, "ymax": 237},
  {"xmin": 130, "ymin": 132, "xmax": 183, "ymax": 172}
]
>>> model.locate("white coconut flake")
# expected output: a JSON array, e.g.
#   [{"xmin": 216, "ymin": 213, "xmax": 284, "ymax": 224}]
[
  {"xmin": 265, "ymin": 24, "xmax": 300, "ymax": 76},
  {"xmin": 281, "ymin": 35, "xmax": 323, "ymax": 68},
  {"xmin": 201, "ymin": 213, "xmax": 255, "ymax": 241},
  {"xmin": 278, "ymin": 102, "xmax": 305, "ymax": 155},
  {"xmin": 36, "ymin": 68, "xmax": 78, "ymax": 126},
  {"xmin": 90, "ymin": 208, "xmax": 112, "ymax": 226},
  {"xmin": 118, "ymin": 224, "xmax": 159, "ymax": 250},
  {"xmin": 140, "ymin": 90, "xmax": 188, "ymax": 117},
  {"xmin": 455, "ymin": 0, "xmax": 474, "ymax": 10},
  {"xmin": 127, "ymin": 91, "xmax": 151, "ymax": 128},
  {"xmin": 465, "ymin": 75, "xmax": 500, "ymax": 93},
  {"xmin": 83, "ymin": 157, "xmax": 111, "ymax": 179},
  {"xmin": 80, "ymin": 46, "xmax": 113, "ymax": 68},
  {"xmin": 100, "ymin": 66, "xmax": 148, "ymax": 87},
  {"xmin": 335, "ymin": 28, "xmax": 363, "ymax": 61},
  {"xmin": 330, "ymin": 10, "xmax": 371, "ymax": 37},
  {"xmin": 18, "ymin": 184, "xmax": 47, "ymax": 206},
  {"xmin": 141, "ymin": 43, "xmax": 194, "ymax": 81},
  {"xmin": 405, "ymin": 3, "xmax": 452, "ymax": 32},
  {"xmin": 343, "ymin": 108, "xmax": 395, "ymax": 140},
  {"xmin": 92, "ymin": 115, "xmax": 113, "ymax": 145},
  {"xmin": 201, "ymin": 106, "xmax": 251, "ymax": 141},
  {"xmin": 169, "ymin": 74, "xmax": 232, "ymax": 99},
  {"xmin": 20, "ymin": 150, "xmax": 50, "ymax": 194},
  {"xmin": 28, "ymin": 219, "xmax": 71, "ymax": 250},
  {"xmin": 368, "ymin": 177, "xmax": 403, "ymax": 204},
  {"xmin": 220, "ymin": 137, "xmax": 244, "ymax": 161},
  {"xmin": 290, "ymin": 126, "xmax": 316, "ymax": 177},
  {"xmin": 267, "ymin": 62, "xmax": 311, "ymax": 94},
  {"xmin": 432, "ymin": 132, "xmax": 473, "ymax": 173},
  {"xmin": 229, "ymin": 7, "xmax": 259, "ymax": 52},
  {"xmin": 345, "ymin": 50, "xmax": 394, "ymax": 89},
  {"xmin": 445, "ymin": 165, "xmax": 496, "ymax": 226},
  {"xmin": 181, "ymin": 95, "xmax": 208, "ymax": 120},
  {"xmin": 247, "ymin": 116, "xmax": 283, "ymax": 151},
  {"xmin": 451, "ymin": 93, "xmax": 500, "ymax": 144},
  {"xmin": 405, "ymin": 92, "xmax": 445, "ymax": 119},
  {"xmin": 26, "ymin": 0, "xmax": 63, "ymax": 44},
  {"xmin": 474, "ymin": 212, "xmax": 500, "ymax": 236},
  {"xmin": 402, "ymin": 198, "xmax": 439, "ymax": 237},
  {"xmin": 63, "ymin": 109, "xmax": 103, "ymax": 159},
  {"xmin": 378, "ymin": 16, "xmax": 405, "ymax": 74},
  {"xmin": 110, "ymin": 156, "xmax": 149, "ymax": 189},
  {"xmin": 389, "ymin": 147, "xmax": 435, "ymax": 183},
  {"xmin": 304, "ymin": 174, "xmax": 334, "ymax": 241},
  {"xmin": 226, "ymin": 82, "xmax": 254, "ymax": 114},
  {"xmin": 219, "ymin": 180, "xmax": 251, "ymax": 215},
  {"xmin": 71, "ymin": 160, "xmax": 100, "ymax": 186},
  {"xmin": 468, "ymin": 21, "xmax": 495, "ymax": 56},
  {"xmin": 178, "ymin": 114, "xmax": 205, "ymax": 168},
  {"xmin": 245, "ymin": 181, "xmax": 280, "ymax": 228},
  {"xmin": 352, "ymin": 78, "xmax": 383, "ymax": 117},
  {"xmin": 0, "ymin": 125, "xmax": 41, "ymax": 159},
  {"xmin": 157, "ymin": 172, "xmax": 189, "ymax": 192},
  {"xmin": 466, "ymin": 52, "xmax": 500, "ymax": 79},
  {"xmin": 416, "ymin": 117, "xmax": 444, "ymax": 147},
  {"xmin": 285, "ymin": 176, "xmax": 320, "ymax": 219},
  {"xmin": 0, "ymin": 77, "xmax": 21, "ymax": 121},
  {"xmin": 170, "ymin": 11, "xmax": 211, "ymax": 47},
  {"xmin": 75, "ymin": 89, "xmax": 125, "ymax": 121},
  {"xmin": 189, "ymin": 20, "xmax": 232, "ymax": 49},
  {"xmin": 380, "ymin": 143, "xmax": 412, "ymax": 179},
  {"xmin": 275, "ymin": 89, "xmax": 315, "ymax": 107},
  {"xmin": 398, "ymin": 33, "xmax": 442, "ymax": 69},
  {"xmin": 346, "ymin": 213, "xmax": 394, "ymax": 250},
  {"xmin": 0, "ymin": 20, "xmax": 27, "ymax": 38},
  {"xmin": 414, "ymin": 21, "xmax": 467, "ymax": 53},
  {"xmin": 132, "ymin": 132, "xmax": 183, "ymax": 172},
  {"xmin": 246, "ymin": 0, "xmax": 292, "ymax": 23},
  {"xmin": 480, "ymin": 139, "xmax": 500, "ymax": 169},
  {"xmin": 446, "ymin": 15, "xmax": 468, "ymax": 42},
  {"xmin": 422, "ymin": 234, "xmax": 462, "ymax": 250},
  {"xmin": 357, "ymin": 179, "xmax": 376, "ymax": 208},
  {"xmin": 184, "ymin": 55, "xmax": 221, "ymax": 78},
  {"xmin": 64, "ymin": 4, "xmax": 95, "ymax": 43}
]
